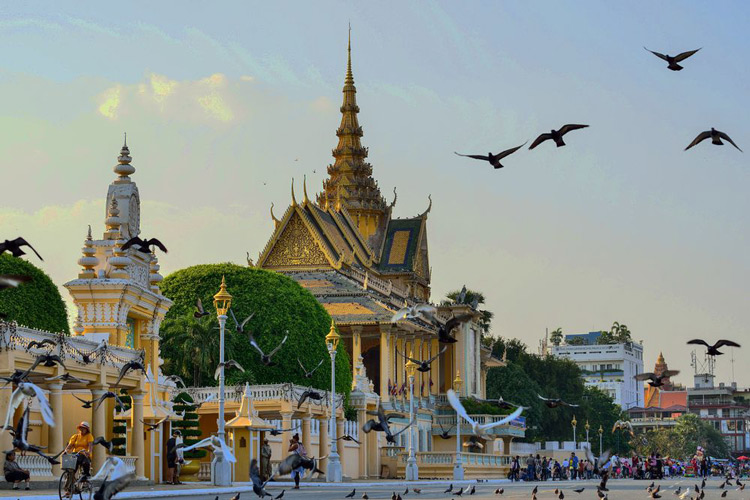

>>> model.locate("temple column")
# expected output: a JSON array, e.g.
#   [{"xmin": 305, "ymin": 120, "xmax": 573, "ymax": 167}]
[
  {"xmin": 379, "ymin": 327, "xmax": 391, "ymax": 402},
  {"xmin": 336, "ymin": 417, "xmax": 345, "ymax": 469},
  {"xmin": 48, "ymin": 383, "xmax": 65, "ymax": 476},
  {"xmin": 301, "ymin": 412, "xmax": 312, "ymax": 456},
  {"xmin": 351, "ymin": 326, "xmax": 363, "ymax": 390},
  {"xmin": 501, "ymin": 436, "xmax": 514, "ymax": 456},
  {"xmin": 280, "ymin": 410, "xmax": 294, "ymax": 457},
  {"xmin": 131, "ymin": 392, "xmax": 145, "ymax": 478},
  {"xmin": 317, "ymin": 416, "xmax": 328, "ymax": 473},
  {"xmin": 431, "ymin": 338, "xmax": 440, "ymax": 396},
  {"xmin": 90, "ymin": 386, "xmax": 109, "ymax": 472}
]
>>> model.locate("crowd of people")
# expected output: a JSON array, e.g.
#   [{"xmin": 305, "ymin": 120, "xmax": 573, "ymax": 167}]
[{"xmin": 508, "ymin": 449, "xmax": 749, "ymax": 482}]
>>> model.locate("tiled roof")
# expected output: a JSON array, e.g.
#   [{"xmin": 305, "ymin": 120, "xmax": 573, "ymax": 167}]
[{"xmin": 378, "ymin": 218, "xmax": 425, "ymax": 273}]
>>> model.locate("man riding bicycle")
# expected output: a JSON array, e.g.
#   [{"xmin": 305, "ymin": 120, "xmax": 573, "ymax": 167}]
[{"xmin": 62, "ymin": 421, "xmax": 93, "ymax": 498}]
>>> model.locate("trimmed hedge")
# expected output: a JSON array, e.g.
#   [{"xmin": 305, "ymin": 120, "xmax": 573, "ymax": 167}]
[
  {"xmin": 159, "ymin": 263, "xmax": 351, "ymax": 396},
  {"xmin": 0, "ymin": 254, "xmax": 68, "ymax": 333},
  {"xmin": 172, "ymin": 393, "xmax": 206, "ymax": 459}
]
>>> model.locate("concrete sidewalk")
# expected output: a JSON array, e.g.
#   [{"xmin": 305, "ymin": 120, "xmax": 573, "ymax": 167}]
[{"xmin": 0, "ymin": 479, "xmax": 511, "ymax": 500}]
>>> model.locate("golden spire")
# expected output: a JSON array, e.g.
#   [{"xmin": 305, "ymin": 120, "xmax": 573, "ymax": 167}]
[
  {"xmin": 114, "ymin": 133, "xmax": 135, "ymax": 182},
  {"xmin": 303, "ymin": 174, "xmax": 309, "ymax": 204},
  {"xmin": 317, "ymin": 26, "xmax": 387, "ymax": 235},
  {"xmin": 77, "ymin": 225, "xmax": 99, "ymax": 279},
  {"xmin": 291, "ymin": 178, "xmax": 297, "ymax": 206}
]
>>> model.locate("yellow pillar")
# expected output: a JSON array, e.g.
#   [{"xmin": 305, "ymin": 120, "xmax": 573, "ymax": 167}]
[
  {"xmin": 336, "ymin": 417, "xmax": 345, "ymax": 464},
  {"xmin": 91, "ymin": 386, "xmax": 109, "ymax": 472},
  {"xmin": 0, "ymin": 385, "xmax": 13, "ymax": 470},
  {"xmin": 431, "ymin": 338, "xmax": 440, "ymax": 396},
  {"xmin": 49, "ymin": 383, "xmax": 65, "ymax": 476},
  {"xmin": 131, "ymin": 392, "xmax": 145, "ymax": 478},
  {"xmin": 317, "ymin": 416, "xmax": 328, "ymax": 472},
  {"xmin": 379, "ymin": 327, "xmax": 390, "ymax": 402},
  {"xmin": 301, "ymin": 413, "xmax": 312, "ymax": 456},
  {"xmin": 280, "ymin": 410, "xmax": 294, "ymax": 457}
]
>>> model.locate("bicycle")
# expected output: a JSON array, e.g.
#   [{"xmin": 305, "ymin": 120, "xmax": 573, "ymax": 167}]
[{"xmin": 58, "ymin": 453, "xmax": 93, "ymax": 500}]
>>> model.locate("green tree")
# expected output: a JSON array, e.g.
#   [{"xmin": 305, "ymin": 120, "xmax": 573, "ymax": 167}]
[
  {"xmin": 595, "ymin": 330, "xmax": 617, "ymax": 345},
  {"xmin": 629, "ymin": 414, "xmax": 729, "ymax": 459},
  {"xmin": 0, "ymin": 254, "xmax": 69, "ymax": 333},
  {"xmin": 610, "ymin": 321, "xmax": 633, "ymax": 343},
  {"xmin": 549, "ymin": 328, "xmax": 563, "ymax": 347},
  {"xmin": 567, "ymin": 336, "xmax": 588, "ymax": 346},
  {"xmin": 444, "ymin": 288, "xmax": 494, "ymax": 335},
  {"xmin": 159, "ymin": 263, "xmax": 351, "ymax": 397},
  {"xmin": 160, "ymin": 314, "xmax": 222, "ymax": 387}
]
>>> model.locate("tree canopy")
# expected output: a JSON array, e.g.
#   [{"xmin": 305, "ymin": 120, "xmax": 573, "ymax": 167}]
[
  {"xmin": 549, "ymin": 328, "xmax": 563, "ymax": 347},
  {"xmin": 629, "ymin": 413, "xmax": 729, "ymax": 459},
  {"xmin": 158, "ymin": 263, "xmax": 351, "ymax": 397},
  {"xmin": 485, "ymin": 337, "xmax": 627, "ymax": 451},
  {"xmin": 444, "ymin": 288, "xmax": 493, "ymax": 335},
  {"xmin": 0, "ymin": 254, "xmax": 69, "ymax": 333}
]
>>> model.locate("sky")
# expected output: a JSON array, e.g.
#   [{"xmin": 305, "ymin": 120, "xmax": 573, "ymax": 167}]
[{"xmin": 0, "ymin": 1, "xmax": 748, "ymax": 389}]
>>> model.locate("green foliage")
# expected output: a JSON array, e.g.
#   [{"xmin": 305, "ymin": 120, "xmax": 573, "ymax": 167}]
[
  {"xmin": 486, "ymin": 337, "xmax": 627, "ymax": 452},
  {"xmin": 567, "ymin": 336, "xmax": 588, "ymax": 346},
  {"xmin": 596, "ymin": 322, "xmax": 633, "ymax": 345},
  {"xmin": 159, "ymin": 263, "xmax": 351, "ymax": 396},
  {"xmin": 461, "ymin": 397, "xmax": 513, "ymax": 416},
  {"xmin": 111, "ymin": 419, "xmax": 127, "ymax": 456},
  {"xmin": 630, "ymin": 414, "xmax": 729, "ymax": 459},
  {"xmin": 0, "ymin": 254, "xmax": 68, "ymax": 333},
  {"xmin": 549, "ymin": 328, "xmax": 563, "ymax": 347},
  {"xmin": 444, "ymin": 288, "xmax": 493, "ymax": 335},
  {"xmin": 172, "ymin": 392, "xmax": 206, "ymax": 459}
]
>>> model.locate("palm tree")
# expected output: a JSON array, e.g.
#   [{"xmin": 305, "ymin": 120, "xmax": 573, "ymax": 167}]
[
  {"xmin": 549, "ymin": 328, "xmax": 563, "ymax": 346},
  {"xmin": 610, "ymin": 321, "xmax": 633, "ymax": 343},
  {"xmin": 160, "ymin": 314, "xmax": 220, "ymax": 386}
]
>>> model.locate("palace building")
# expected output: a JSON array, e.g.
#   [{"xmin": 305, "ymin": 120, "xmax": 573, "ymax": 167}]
[{"xmin": 0, "ymin": 34, "xmax": 520, "ymax": 485}]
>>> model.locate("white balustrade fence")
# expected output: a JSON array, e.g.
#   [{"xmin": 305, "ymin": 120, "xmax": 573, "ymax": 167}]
[{"xmin": 16, "ymin": 455, "xmax": 53, "ymax": 478}]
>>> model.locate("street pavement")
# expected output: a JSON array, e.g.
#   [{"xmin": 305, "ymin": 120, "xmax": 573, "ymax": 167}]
[{"xmin": 2, "ymin": 477, "xmax": 745, "ymax": 500}]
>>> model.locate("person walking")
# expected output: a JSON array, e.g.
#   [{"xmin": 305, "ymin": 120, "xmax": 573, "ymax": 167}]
[
  {"xmin": 288, "ymin": 433, "xmax": 306, "ymax": 489},
  {"xmin": 260, "ymin": 438, "xmax": 272, "ymax": 482},
  {"xmin": 3, "ymin": 451, "xmax": 30, "ymax": 490},
  {"xmin": 526, "ymin": 454, "xmax": 536, "ymax": 481},
  {"xmin": 165, "ymin": 429, "xmax": 183, "ymax": 485}
]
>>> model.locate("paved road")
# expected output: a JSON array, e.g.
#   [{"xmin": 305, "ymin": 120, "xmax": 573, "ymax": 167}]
[{"xmin": 5, "ymin": 477, "xmax": 744, "ymax": 500}]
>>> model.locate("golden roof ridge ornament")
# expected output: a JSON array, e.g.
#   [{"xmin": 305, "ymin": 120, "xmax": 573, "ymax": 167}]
[
  {"xmin": 291, "ymin": 178, "xmax": 297, "ymax": 207},
  {"xmin": 270, "ymin": 203, "xmax": 280, "ymax": 228},
  {"xmin": 303, "ymin": 174, "xmax": 309, "ymax": 204},
  {"xmin": 419, "ymin": 194, "xmax": 432, "ymax": 218},
  {"xmin": 389, "ymin": 186, "xmax": 397, "ymax": 209}
]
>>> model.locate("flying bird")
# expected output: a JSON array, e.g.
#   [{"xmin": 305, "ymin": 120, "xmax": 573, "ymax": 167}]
[
  {"xmin": 93, "ymin": 472, "xmax": 136, "ymax": 500},
  {"xmin": 268, "ymin": 424, "xmax": 300, "ymax": 437},
  {"xmin": 391, "ymin": 303, "xmax": 437, "ymax": 323},
  {"xmin": 361, "ymin": 404, "xmax": 415, "ymax": 444},
  {"xmin": 114, "ymin": 359, "xmax": 149, "ymax": 387},
  {"xmin": 250, "ymin": 334, "xmax": 288, "ymax": 366},
  {"xmin": 0, "ymin": 237, "xmax": 43, "ymax": 261},
  {"xmin": 297, "ymin": 389, "xmax": 324, "ymax": 409},
  {"xmin": 33, "ymin": 353, "xmax": 66, "ymax": 368},
  {"xmin": 529, "ymin": 124, "xmax": 589, "ymax": 149},
  {"xmin": 3, "ymin": 381, "xmax": 55, "ymax": 429},
  {"xmin": 687, "ymin": 339, "xmax": 741, "ymax": 356},
  {"xmin": 454, "ymin": 142, "xmax": 527, "ymax": 169},
  {"xmin": 396, "ymin": 346, "xmax": 447, "ymax": 372},
  {"xmin": 94, "ymin": 392, "xmax": 127, "ymax": 412},
  {"xmin": 434, "ymin": 313, "xmax": 474, "ymax": 344},
  {"xmin": 438, "ymin": 421, "xmax": 454, "ymax": 439},
  {"xmin": 583, "ymin": 444, "xmax": 611, "ymax": 472},
  {"xmin": 45, "ymin": 372, "xmax": 88, "ymax": 385},
  {"xmin": 336, "ymin": 434, "xmax": 361, "ymax": 445},
  {"xmin": 274, "ymin": 452, "xmax": 325, "ymax": 478},
  {"xmin": 164, "ymin": 375, "xmax": 186, "ymax": 388},
  {"xmin": 0, "ymin": 275, "xmax": 32, "ymax": 290},
  {"xmin": 214, "ymin": 359, "xmax": 245, "ymax": 380},
  {"xmin": 142, "ymin": 416, "xmax": 169, "ymax": 431},
  {"xmin": 25, "ymin": 338, "xmax": 57, "ymax": 351},
  {"xmin": 181, "ymin": 435, "xmax": 236, "ymax": 463},
  {"xmin": 93, "ymin": 436, "xmax": 115, "ymax": 453},
  {"xmin": 635, "ymin": 371, "xmax": 680, "ymax": 388},
  {"xmin": 538, "ymin": 394, "xmax": 579, "ymax": 408},
  {"xmin": 71, "ymin": 339, "xmax": 107, "ymax": 364},
  {"xmin": 230, "ymin": 309, "xmax": 255, "ymax": 335},
  {"xmin": 194, "ymin": 298, "xmax": 210, "ymax": 319},
  {"xmin": 447, "ymin": 389, "xmax": 523, "ymax": 437},
  {"xmin": 3, "ymin": 407, "xmax": 60, "ymax": 464},
  {"xmin": 643, "ymin": 47, "xmax": 701, "ymax": 71},
  {"xmin": 298, "ymin": 357, "xmax": 325, "ymax": 378},
  {"xmin": 121, "ymin": 236, "xmax": 168, "ymax": 254},
  {"xmin": 685, "ymin": 128, "xmax": 742, "ymax": 152},
  {"xmin": 486, "ymin": 396, "xmax": 523, "ymax": 410}
]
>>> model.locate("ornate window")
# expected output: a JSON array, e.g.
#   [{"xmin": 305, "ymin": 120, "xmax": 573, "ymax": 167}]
[{"xmin": 126, "ymin": 318, "xmax": 136, "ymax": 349}]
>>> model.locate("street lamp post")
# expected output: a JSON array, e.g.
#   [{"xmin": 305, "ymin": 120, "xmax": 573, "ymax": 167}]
[
  {"xmin": 405, "ymin": 350, "xmax": 419, "ymax": 480},
  {"xmin": 585, "ymin": 420, "xmax": 590, "ymax": 448},
  {"xmin": 453, "ymin": 370, "xmax": 464, "ymax": 480},
  {"xmin": 325, "ymin": 320, "xmax": 343, "ymax": 483},
  {"xmin": 571, "ymin": 415, "xmax": 577, "ymax": 449},
  {"xmin": 212, "ymin": 276, "xmax": 232, "ymax": 486},
  {"xmin": 598, "ymin": 425, "xmax": 603, "ymax": 456}
]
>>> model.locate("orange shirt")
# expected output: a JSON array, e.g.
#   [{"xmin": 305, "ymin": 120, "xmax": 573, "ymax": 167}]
[{"xmin": 67, "ymin": 432, "xmax": 93, "ymax": 453}]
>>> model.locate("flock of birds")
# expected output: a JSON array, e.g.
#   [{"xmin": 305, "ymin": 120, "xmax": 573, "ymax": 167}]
[{"xmin": 454, "ymin": 47, "xmax": 741, "ymax": 172}]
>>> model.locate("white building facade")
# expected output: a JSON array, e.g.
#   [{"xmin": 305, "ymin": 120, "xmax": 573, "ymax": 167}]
[{"xmin": 551, "ymin": 334, "xmax": 644, "ymax": 410}]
